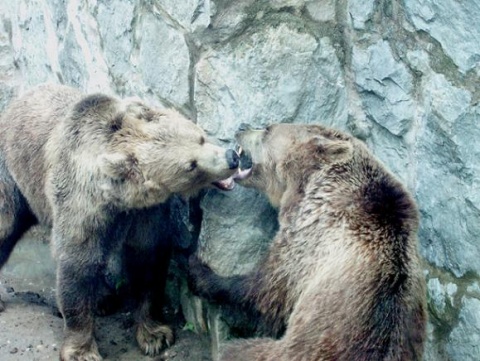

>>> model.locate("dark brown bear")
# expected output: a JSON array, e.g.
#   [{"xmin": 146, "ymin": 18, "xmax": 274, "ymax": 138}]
[
  {"xmin": 189, "ymin": 123, "xmax": 427, "ymax": 361},
  {"xmin": 0, "ymin": 84, "xmax": 240, "ymax": 361}
]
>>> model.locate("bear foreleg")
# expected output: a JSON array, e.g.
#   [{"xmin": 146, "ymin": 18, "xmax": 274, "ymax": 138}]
[
  {"xmin": 188, "ymin": 254, "xmax": 254, "ymax": 306},
  {"xmin": 55, "ymin": 244, "xmax": 106, "ymax": 361},
  {"xmin": 135, "ymin": 299, "xmax": 175, "ymax": 356},
  {"xmin": 133, "ymin": 254, "xmax": 175, "ymax": 356},
  {"xmin": 125, "ymin": 206, "xmax": 175, "ymax": 356},
  {"xmin": 188, "ymin": 254, "xmax": 289, "ymax": 338}
]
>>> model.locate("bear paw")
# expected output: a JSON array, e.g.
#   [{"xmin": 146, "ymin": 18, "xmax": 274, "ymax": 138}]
[
  {"xmin": 136, "ymin": 319, "xmax": 174, "ymax": 356},
  {"xmin": 60, "ymin": 339, "xmax": 103, "ymax": 361}
]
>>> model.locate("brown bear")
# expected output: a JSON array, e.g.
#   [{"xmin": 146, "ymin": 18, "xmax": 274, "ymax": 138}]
[
  {"xmin": 189, "ymin": 123, "xmax": 427, "ymax": 361},
  {"xmin": 0, "ymin": 83, "xmax": 240, "ymax": 361}
]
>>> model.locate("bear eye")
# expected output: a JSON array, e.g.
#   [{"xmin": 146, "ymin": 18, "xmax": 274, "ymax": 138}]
[{"xmin": 188, "ymin": 160, "xmax": 198, "ymax": 172}]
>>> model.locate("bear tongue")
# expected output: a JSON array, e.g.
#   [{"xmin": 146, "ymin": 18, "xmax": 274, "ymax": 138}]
[
  {"xmin": 212, "ymin": 167, "xmax": 253, "ymax": 191},
  {"xmin": 212, "ymin": 176, "xmax": 235, "ymax": 191}
]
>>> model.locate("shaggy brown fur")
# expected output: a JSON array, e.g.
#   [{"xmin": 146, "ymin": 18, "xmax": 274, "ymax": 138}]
[
  {"xmin": 0, "ymin": 84, "xmax": 239, "ymax": 361},
  {"xmin": 189, "ymin": 124, "xmax": 427, "ymax": 361}
]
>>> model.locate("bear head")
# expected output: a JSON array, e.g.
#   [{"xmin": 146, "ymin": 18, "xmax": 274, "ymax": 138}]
[
  {"xmin": 233, "ymin": 123, "xmax": 353, "ymax": 207},
  {"xmin": 68, "ymin": 94, "xmax": 240, "ymax": 209}
]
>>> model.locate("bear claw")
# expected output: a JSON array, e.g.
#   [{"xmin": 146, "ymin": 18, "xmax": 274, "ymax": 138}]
[{"xmin": 136, "ymin": 320, "xmax": 174, "ymax": 356}]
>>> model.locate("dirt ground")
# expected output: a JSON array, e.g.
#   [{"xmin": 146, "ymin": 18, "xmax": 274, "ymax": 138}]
[
  {"xmin": 0, "ymin": 230, "xmax": 213, "ymax": 361},
  {"xmin": 0, "ymin": 281, "xmax": 213, "ymax": 361}
]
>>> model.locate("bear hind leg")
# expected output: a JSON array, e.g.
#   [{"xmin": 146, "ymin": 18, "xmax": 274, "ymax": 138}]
[
  {"xmin": 125, "ymin": 207, "xmax": 175, "ymax": 356},
  {"xmin": 0, "ymin": 163, "xmax": 37, "ymax": 311}
]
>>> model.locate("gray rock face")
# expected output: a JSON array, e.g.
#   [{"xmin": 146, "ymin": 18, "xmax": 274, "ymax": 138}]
[
  {"xmin": 447, "ymin": 297, "xmax": 480, "ymax": 360},
  {"xmin": 136, "ymin": 13, "xmax": 190, "ymax": 107},
  {"xmin": 352, "ymin": 40, "xmax": 414, "ymax": 137},
  {"xmin": 405, "ymin": 0, "xmax": 480, "ymax": 74},
  {"xmin": 306, "ymin": 0, "xmax": 335, "ymax": 22},
  {"xmin": 158, "ymin": 0, "xmax": 212, "ymax": 32},
  {"xmin": 417, "ymin": 107, "xmax": 480, "ymax": 279},
  {"xmin": 195, "ymin": 21, "xmax": 348, "ymax": 141},
  {"xmin": 348, "ymin": 0, "xmax": 375, "ymax": 30},
  {"xmin": 0, "ymin": 7, "xmax": 16, "ymax": 111},
  {"xmin": 0, "ymin": 1, "xmax": 479, "ymax": 360},
  {"xmin": 197, "ymin": 188, "xmax": 278, "ymax": 276},
  {"xmin": 96, "ymin": 0, "xmax": 136, "ymax": 93}
]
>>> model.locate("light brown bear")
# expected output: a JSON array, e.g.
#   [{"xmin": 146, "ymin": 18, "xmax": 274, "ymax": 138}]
[
  {"xmin": 189, "ymin": 123, "xmax": 427, "ymax": 361},
  {"xmin": 0, "ymin": 84, "xmax": 240, "ymax": 361}
]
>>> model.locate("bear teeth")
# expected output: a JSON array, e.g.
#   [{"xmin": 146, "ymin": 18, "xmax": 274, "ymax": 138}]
[
  {"xmin": 234, "ymin": 167, "xmax": 253, "ymax": 181},
  {"xmin": 236, "ymin": 145, "xmax": 244, "ymax": 156}
]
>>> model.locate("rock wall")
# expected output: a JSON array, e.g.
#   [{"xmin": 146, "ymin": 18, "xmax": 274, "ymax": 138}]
[{"xmin": 0, "ymin": 1, "xmax": 479, "ymax": 360}]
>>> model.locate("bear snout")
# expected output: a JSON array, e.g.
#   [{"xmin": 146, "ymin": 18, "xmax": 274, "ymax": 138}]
[{"xmin": 226, "ymin": 149, "xmax": 240, "ymax": 169}]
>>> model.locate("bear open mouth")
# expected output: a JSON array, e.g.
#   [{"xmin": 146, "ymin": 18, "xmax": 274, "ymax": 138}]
[
  {"xmin": 212, "ymin": 177, "xmax": 236, "ymax": 191},
  {"xmin": 212, "ymin": 146, "xmax": 253, "ymax": 190},
  {"xmin": 212, "ymin": 168, "xmax": 252, "ymax": 191}
]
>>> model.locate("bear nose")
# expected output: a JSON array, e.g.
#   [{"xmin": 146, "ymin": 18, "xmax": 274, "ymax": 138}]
[{"xmin": 225, "ymin": 149, "xmax": 240, "ymax": 169}]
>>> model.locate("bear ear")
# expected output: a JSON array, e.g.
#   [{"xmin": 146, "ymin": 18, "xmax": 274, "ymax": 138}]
[
  {"xmin": 307, "ymin": 136, "xmax": 353, "ymax": 163},
  {"xmin": 119, "ymin": 98, "xmax": 155, "ymax": 122},
  {"xmin": 100, "ymin": 153, "xmax": 144, "ymax": 183}
]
